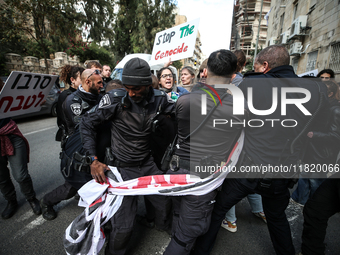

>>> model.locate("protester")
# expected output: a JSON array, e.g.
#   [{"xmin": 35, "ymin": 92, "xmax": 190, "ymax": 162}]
[
  {"xmin": 102, "ymin": 65, "xmax": 112, "ymax": 84},
  {"xmin": 40, "ymin": 69, "xmax": 104, "ymax": 220},
  {"xmin": 180, "ymin": 66, "xmax": 196, "ymax": 92},
  {"xmin": 231, "ymin": 49, "xmax": 246, "ymax": 86},
  {"xmin": 157, "ymin": 67, "xmax": 189, "ymax": 101},
  {"xmin": 292, "ymin": 80, "xmax": 340, "ymax": 206},
  {"xmin": 194, "ymin": 45, "xmax": 329, "ymax": 255},
  {"xmin": 55, "ymin": 65, "xmax": 85, "ymax": 142},
  {"xmin": 0, "ymin": 79, "xmax": 41, "ymax": 219},
  {"xmin": 151, "ymin": 74, "xmax": 159, "ymax": 89},
  {"xmin": 85, "ymin": 61, "xmax": 103, "ymax": 72},
  {"xmin": 221, "ymin": 49, "xmax": 266, "ymax": 232},
  {"xmin": 196, "ymin": 58, "xmax": 208, "ymax": 83},
  {"xmin": 105, "ymin": 79, "xmax": 123, "ymax": 92},
  {"xmin": 163, "ymin": 49, "xmax": 245, "ymax": 254},
  {"xmin": 80, "ymin": 58, "xmax": 175, "ymax": 254},
  {"xmin": 317, "ymin": 69, "xmax": 335, "ymax": 81}
]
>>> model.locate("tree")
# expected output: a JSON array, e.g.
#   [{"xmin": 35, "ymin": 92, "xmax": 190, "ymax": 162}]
[
  {"xmin": 0, "ymin": 0, "xmax": 82, "ymax": 73},
  {"xmin": 112, "ymin": 0, "xmax": 176, "ymax": 62},
  {"xmin": 80, "ymin": 0, "xmax": 116, "ymax": 43},
  {"xmin": 244, "ymin": 44, "xmax": 263, "ymax": 73}
]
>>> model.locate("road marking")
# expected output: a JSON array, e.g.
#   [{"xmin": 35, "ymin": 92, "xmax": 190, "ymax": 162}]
[
  {"xmin": 23, "ymin": 126, "xmax": 56, "ymax": 136},
  {"xmin": 16, "ymin": 211, "xmax": 34, "ymax": 223},
  {"xmin": 13, "ymin": 216, "xmax": 46, "ymax": 240},
  {"xmin": 12, "ymin": 198, "xmax": 77, "ymax": 240}
]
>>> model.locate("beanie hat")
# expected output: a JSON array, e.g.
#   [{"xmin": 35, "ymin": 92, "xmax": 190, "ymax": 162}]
[{"xmin": 122, "ymin": 58, "xmax": 152, "ymax": 86}]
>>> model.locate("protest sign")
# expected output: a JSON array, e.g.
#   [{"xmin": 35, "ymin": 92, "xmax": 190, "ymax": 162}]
[
  {"xmin": 298, "ymin": 69, "xmax": 318, "ymax": 77},
  {"xmin": 0, "ymin": 71, "xmax": 57, "ymax": 118},
  {"xmin": 149, "ymin": 18, "xmax": 200, "ymax": 65}
]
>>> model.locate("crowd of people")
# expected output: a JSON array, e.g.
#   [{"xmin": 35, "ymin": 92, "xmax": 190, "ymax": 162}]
[{"xmin": 1, "ymin": 45, "xmax": 340, "ymax": 255}]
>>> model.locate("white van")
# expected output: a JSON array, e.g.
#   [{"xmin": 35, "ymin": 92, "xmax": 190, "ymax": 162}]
[{"xmin": 110, "ymin": 53, "xmax": 178, "ymax": 85}]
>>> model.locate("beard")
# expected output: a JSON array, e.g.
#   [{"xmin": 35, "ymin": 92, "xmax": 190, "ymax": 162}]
[
  {"xmin": 89, "ymin": 84, "xmax": 99, "ymax": 95},
  {"xmin": 130, "ymin": 86, "xmax": 150, "ymax": 103}
]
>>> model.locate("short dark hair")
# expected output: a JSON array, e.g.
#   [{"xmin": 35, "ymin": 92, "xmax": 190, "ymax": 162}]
[
  {"xmin": 207, "ymin": 49, "xmax": 237, "ymax": 78},
  {"xmin": 323, "ymin": 80, "xmax": 340, "ymax": 100},
  {"xmin": 317, "ymin": 69, "xmax": 335, "ymax": 78},
  {"xmin": 157, "ymin": 67, "xmax": 174, "ymax": 82},
  {"xmin": 105, "ymin": 79, "xmax": 123, "ymax": 92},
  {"xmin": 233, "ymin": 50, "xmax": 246, "ymax": 73},
  {"xmin": 255, "ymin": 45, "xmax": 290, "ymax": 69},
  {"xmin": 59, "ymin": 65, "xmax": 85, "ymax": 85},
  {"xmin": 86, "ymin": 61, "xmax": 102, "ymax": 69}
]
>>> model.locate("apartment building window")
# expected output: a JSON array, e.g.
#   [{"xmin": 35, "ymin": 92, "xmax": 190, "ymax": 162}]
[
  {"xmin": 279, "ymin": 13, "xmax": 285, "ymax": 36},
  {"xmin": 306, "ymin": 51, "xmax": 318, "ymax": 72},
  {"xmin": 291, "ymin": 57, "xmax": 299, "ymax": 73},
  {"xmin": 293, "ymin": 3, "xmax": 298, "ymax": 20},
  {"xmin": 329, "ymin": 42, "xmax": 340, "ymax": 72}
]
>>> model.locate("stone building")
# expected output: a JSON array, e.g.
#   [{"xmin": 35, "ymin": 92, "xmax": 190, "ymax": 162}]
[
  {"xmin": 266, "ymin": 0, "xmax": 340, "ymax": 81},
  {"xmin": 230, "ymin": 0, "xmax": 272, "ymax": 58}
]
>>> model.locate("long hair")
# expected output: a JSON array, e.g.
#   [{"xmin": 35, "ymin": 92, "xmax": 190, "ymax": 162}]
[{"xmin": 324, "ymin": 80, "xmax": 340, "ymax": 100}]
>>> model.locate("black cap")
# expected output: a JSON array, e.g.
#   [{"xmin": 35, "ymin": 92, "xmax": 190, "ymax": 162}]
[{"xmin": 122, "ymin": 58, "xmax": 152, "ymax": 86}]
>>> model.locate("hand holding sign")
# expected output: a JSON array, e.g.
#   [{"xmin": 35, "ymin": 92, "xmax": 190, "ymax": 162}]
[{"xmin": 150, "ymin": 18, "xmax": 200, "ymax": 65}]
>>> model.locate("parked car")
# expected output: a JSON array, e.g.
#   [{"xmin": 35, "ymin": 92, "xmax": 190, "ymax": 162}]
[{"xmin": 0, "ymin": 76, "xmax": 61, "ymax": 119}]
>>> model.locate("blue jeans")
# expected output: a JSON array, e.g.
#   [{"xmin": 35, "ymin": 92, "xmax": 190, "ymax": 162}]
[
  {"xmin": 291, "ymin": 178, "xmax": 326, "ymax": 205},
  {"xmin": 225, "ymin": 193, "xmax": 263, "ymax": 221},
  {"xmin": 0, "ymin": 135, "xmax": 36, "ymax": 201}
]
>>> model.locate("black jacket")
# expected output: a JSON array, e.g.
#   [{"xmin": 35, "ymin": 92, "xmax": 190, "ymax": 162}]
[
  {"xmin": 239, "ymin": 65, "xmax": 329, "ymax": 166},
  {"xmin": 80, "ymin": 87, "xmax": 175, "ymax": 163},
  {"xmin": 305, "ymin": 99, "xmax": 340, "ymax": 164},
  {"xmin": 63, "ymin": 86, "xmax": 102, "ymax": 136}
]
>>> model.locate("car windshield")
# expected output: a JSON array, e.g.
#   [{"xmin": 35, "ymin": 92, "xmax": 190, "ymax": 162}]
[{"xmin": 111, "ymin": 68, "xmax": 123, "ymax": 81}]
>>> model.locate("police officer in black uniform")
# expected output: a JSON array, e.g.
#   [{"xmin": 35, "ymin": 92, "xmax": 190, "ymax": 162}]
[
  {"xmin": 163, "ymin": 50, "xmax": 245, "ymax": 255},
  {"xmin": 80, "ymin": 58, "xmax": 175, "ymax": 255},
  {"xmin": 194, "ymin": 45, "xmax": 329, "ymax": 255},
  {"xmin": 40, "ymin": 69, "xmax": 104, "ymax": 220}
]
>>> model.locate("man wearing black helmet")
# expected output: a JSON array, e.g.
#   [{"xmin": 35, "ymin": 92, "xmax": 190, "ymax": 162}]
[{"xmin": 80, "ymin": 58, "xmax": 175, "ymax": 255}]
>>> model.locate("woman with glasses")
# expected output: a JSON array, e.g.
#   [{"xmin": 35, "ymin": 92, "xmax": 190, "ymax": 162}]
[
  {"xmin": 180, "ymin": 66, "xmax": 196, "ymax": 92},
  {"xmin": 157, "ymin": 67, "xmax": 189, "ymax": 101},
  {"xmin": 317, "ymin": 69, "xmax": 335, "ymax": 81}
]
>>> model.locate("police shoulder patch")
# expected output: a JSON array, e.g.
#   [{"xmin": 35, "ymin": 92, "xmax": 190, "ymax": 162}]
[
  {"xmin": 99, "ymin": 94, "xmax": 111, "ymax": 108},
  {"xmin": 70, "ymin": 103, "xmax": 82, "ymax": 116}
]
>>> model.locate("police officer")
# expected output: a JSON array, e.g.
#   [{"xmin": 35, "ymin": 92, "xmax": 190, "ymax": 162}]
[
  {"xmin": 194, "ymin": 45, "xmax": 329, "ymax": 255},
  {"xmin": 40, "ymin": 69, "xmax": 104, "ymax": 220},
  {"xmin": 162, "ymin": 50, "xmax": 244, "ymax": 255},
  {"xmin": 80, "ymin": 58, "xmax": 175, "ymax": 255}
]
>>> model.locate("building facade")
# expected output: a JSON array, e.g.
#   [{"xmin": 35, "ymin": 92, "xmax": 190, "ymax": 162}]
[
  {"xmin": 266, "ymin": 0, "xmax": 340, "ymax": 81},
  {"xmin": 230, "ymin": 0, "xmax": 272, "ymax": 58}
]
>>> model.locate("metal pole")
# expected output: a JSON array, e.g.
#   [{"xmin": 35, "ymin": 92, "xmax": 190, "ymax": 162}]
[{"xmin": 253, "ymin": 0, "xmax": 264, "ymax": 67}]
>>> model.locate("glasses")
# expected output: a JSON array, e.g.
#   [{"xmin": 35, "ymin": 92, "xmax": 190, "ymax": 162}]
[
  {"xmin": 161, "ymin": 74, "xmax": 173, "ymax": 78},
  {"xmin": 87, "ymin": 69, "xmax": 101, "ymax": 80}
]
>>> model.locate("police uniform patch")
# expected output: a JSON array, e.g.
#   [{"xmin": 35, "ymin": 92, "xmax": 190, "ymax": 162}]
[
  {"xmin": 99, "ymin": 94, "xmax": 111, "ymax": 108},
  {"xmin": 70, "ymin": 103, "xmax": 82, "ymax": 116}
]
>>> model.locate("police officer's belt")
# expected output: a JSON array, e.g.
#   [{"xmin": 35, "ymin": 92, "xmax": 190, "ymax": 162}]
[{"xmin": 112, "ymin": 154, "xmax": 151, "ymax": 168}]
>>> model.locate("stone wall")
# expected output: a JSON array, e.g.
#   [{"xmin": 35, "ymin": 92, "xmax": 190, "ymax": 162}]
[{"xmin": 5, "ymin": 52, "xmax": 82, "ymax": 75}]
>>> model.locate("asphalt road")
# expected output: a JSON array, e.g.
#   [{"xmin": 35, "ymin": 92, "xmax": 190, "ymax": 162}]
[{"xmin": 0, "ymin": 116, "xmax": 339, "ymax": 255}]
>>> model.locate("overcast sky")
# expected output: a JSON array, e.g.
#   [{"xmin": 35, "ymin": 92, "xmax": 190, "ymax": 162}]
[{"xmin": 176, "ymin": 0, "xmax": 234, "ymax": 58}]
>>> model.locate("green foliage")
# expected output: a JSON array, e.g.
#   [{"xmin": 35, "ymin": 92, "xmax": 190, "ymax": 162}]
[
  {"xmin": 113, "ymin": 0, "xmax": 176, "ymax": 59},
  {"xmin": 67, "ymin": 42, "xmax": 114, "ymax": 67},
  {"xmin": 172, "ymin": 60, "xmax": 183, "ymax": 71}
]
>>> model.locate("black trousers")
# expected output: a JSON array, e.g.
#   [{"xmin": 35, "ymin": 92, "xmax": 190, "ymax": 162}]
[
  {"xmin": 194, "ymin": 178, "xmax": 295, "ymax": 255},
  {"xmin": 301, "ymin": 176, "xmax": 340, "ymax": 255},
  {"xmin": 105, "ymin": 157, "xmax": 172, "ymax": 255}
]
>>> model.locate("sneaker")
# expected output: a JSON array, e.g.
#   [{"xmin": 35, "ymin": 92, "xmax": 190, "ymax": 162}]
[
  {"xmin": 253, "ymin": 212, "xmax": 267, "ymax": 223},
  {"xmin": 221, "ymin": 219, "xmax": 237, "ymax": 232}
]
